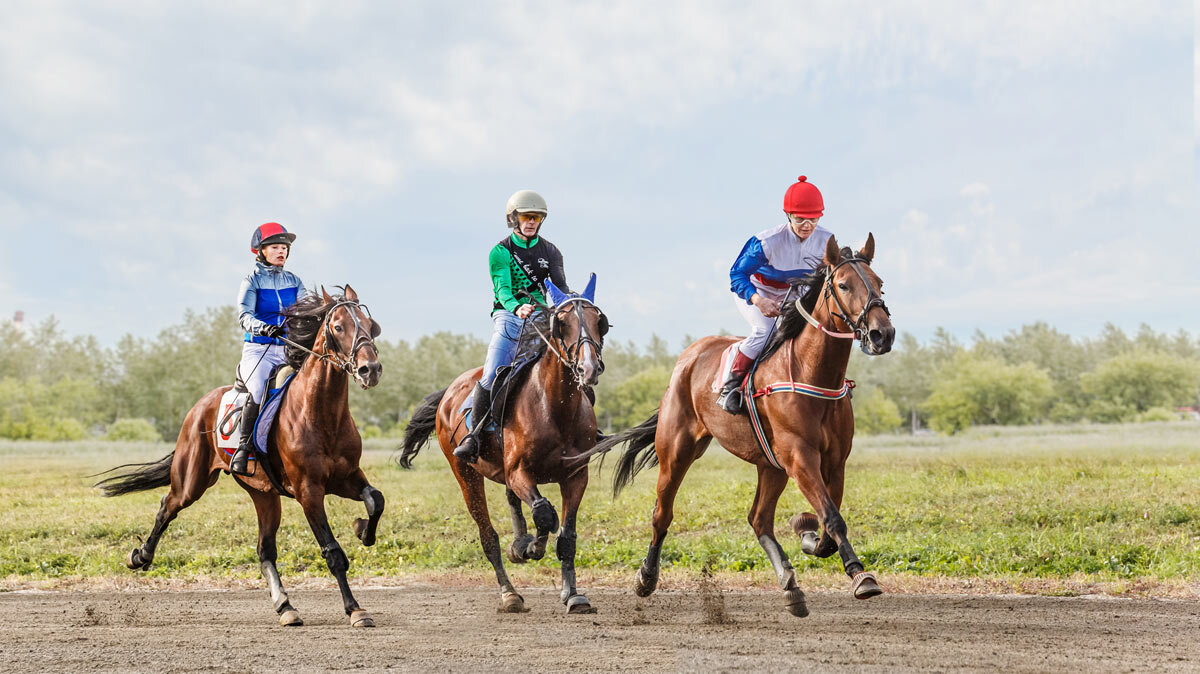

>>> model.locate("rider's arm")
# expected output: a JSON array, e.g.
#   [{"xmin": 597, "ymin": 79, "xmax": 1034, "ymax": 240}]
[
  {"xmin": 237, "ymin": 274, "xmax": 271, "ymax": 335},
  {"xmin": 729, "ymin": 236, "xmax": 767, "ymax": 304},
  {"xmin": 547, "ymin": 242, "xmax": 570, "ymax": 294},
  {"xmin": 489, "ymin": 245, "xmax": 523, "ymax": 313}
]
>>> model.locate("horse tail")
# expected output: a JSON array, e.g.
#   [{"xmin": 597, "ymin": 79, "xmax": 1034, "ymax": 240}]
[
  {"xmin": 595, "ymin": 411, "xmax": 659, "ymax": 497},
  {"xmin": 398, "ymin": 388, "xmax": 447, "ymax": 469},
  {"xmin": 93, "ymin": 452, "xmax": 175, "ymax": 497}
]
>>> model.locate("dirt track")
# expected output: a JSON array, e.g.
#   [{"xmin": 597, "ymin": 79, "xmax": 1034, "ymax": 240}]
[{"xmin": 2, "ymin": 586, "xmax": 1196, "ymax": 672}]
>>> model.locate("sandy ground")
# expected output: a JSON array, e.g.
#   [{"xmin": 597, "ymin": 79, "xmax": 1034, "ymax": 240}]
[{"xmin": 1, "ymin": 584, "xmax": 1197, "ymax": 673}]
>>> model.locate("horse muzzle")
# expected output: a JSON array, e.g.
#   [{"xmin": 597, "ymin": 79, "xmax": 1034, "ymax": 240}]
[{"xmin": 355, "ymin": 361, "xmax": 383, "ymax": 389}]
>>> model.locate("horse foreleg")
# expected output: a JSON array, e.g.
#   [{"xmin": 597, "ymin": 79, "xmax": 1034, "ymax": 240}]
[
  {"xmin": 507, "ymin": 467, "xmax": 557, "ymax": 561},
  {"xmin": 749, "ymin": 465, "xmax": 808, "ymax": 617},
  {"xmin": 337, "ymin": 470, "xmax": 384, "ymax": 547},
  {"xmin": 249, "ymin": 490, "xmax": 301, "ymax": 626},
  {"xmin": 557, "ymin": 474, "xmax": 595, "ymax": 614},
  {"xmin": 504, "ymin": 488, "xmax": 535, "ymax": 564},
  {"xmin": 455, "ymin": 469, "xmax": 527, "ymax": 612},
  {"xmin": 297, "ymin": 484, "xmax": 373, "ymax": 627},
  {"xmin": 790, "ymin": 453, "xmax": 881, "ymax": 600}
]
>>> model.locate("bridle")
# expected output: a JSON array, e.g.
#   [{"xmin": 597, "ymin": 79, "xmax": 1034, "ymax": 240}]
[
  {"xmin": 795, "ymin": 253, "xmax": 890, "ymax": 342},
  {"xmin": 526, "ymin": 296, "xmax": 608, "ymax": 388},
  {"xmin": 276, "ymin": 300, "xmax": 379, "ymax": 377}
]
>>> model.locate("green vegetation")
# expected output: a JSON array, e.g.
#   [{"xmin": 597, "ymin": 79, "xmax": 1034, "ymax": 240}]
[{"xmin": 2, "ymin": 423, "xmax": 1196, "ymax": 588}]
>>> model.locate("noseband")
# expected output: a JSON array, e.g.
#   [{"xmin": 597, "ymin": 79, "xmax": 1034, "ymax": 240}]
[
  {"xmin": 528, "ymin": 297, "xmax": 607, "ymax": 387},
  {"xmin": 825, "ymin": 254, "xmax": 890, "ymax": 341},
  {"xmin": 279, "ymin": 300, "xmax": 378, "ymax": 377}
]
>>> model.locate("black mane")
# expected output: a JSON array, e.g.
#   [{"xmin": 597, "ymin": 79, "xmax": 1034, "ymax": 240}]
[
  {"xmin": 513, "ymin": 310, "xmax": 552, "ymax": 362},
  {"xmin": 756, "ymin": 262, "xmax": 831, "ymax": 362},
  {"xmin": 282, "ymin": 289, "xmax": 344, "ymax": 369}
]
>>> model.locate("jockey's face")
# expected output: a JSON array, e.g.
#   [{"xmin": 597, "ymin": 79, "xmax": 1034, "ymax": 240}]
[
  {"xmin": 515, "ymin": 212, "xmax": 544, "ymax": 241},
  {"xmin": 263, "ymin": 243, "xmax": 289, "ymax": 266},
  {"xmin": 787, "ymin": 214, "xmax": 819, "ymax": 240}
]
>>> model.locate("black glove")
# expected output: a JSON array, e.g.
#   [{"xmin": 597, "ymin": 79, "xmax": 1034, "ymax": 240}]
[{"xmin": 262, "ymin": 324, "xmax": 285, "ymax": 339}]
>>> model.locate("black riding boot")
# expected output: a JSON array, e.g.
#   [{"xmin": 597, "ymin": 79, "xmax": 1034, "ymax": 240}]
[
  {"xmin": 716, "ymin": 351, "xmax": 755, "ymax": 415},
  {"xmin": 452, "ymin": 384, "xmax": 491, "ymax": 464},
  {"xmin": 230, "ymin": 399, "xmax": 260, "ymax": 477}
]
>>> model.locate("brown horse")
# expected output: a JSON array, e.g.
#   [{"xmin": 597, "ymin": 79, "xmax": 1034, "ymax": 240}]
[
  {"xmin": 95, "ymin": 286, "xmax": 385, "ymax": 627},
  {"xmin": 399, "ymin": 276, "xmax": 607, "ymax": 614},
  {"xmin": 593, "ymin": 235, "xmax": 894, "ymax": 618}
]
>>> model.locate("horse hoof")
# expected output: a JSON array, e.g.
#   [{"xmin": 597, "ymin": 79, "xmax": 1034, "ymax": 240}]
[
  {"xmin": 524, "ymin": 539, "xmax": 547, "ymax": 561},
  {"xmin": 852, "ymin": 572, "xmax": 883, "ymax": 600},
  {"xmin": 799, "ymin": 531, "xmax": 821, "ymax": 556},
  {"xmin": 499, "ymin": 592, "xmax": 530, "ymax": 614},
  {"xmin": 125, "ymin": 548, "xmax": 150, "ymax": 571},
  {"xmin": 784, "ymin": 587, "xmax": 809, "ymax": 618},
  {"xmin": 279, "ymin": 609, "xmax": 303, "ymax": 627},
  {"xmin": 349, "ymin": 609, "xmax": 375, "ymax": 628},
  {"xmin": 634, "ymin": 567, "xmax": 658, "ymax": 598},
  {"xmin": 790, "ymin": 512, "xmax": 819, "ymax": 537},
  {"xmin": 566, "ymin": 594, "xmax": 597, "ymax": 614},
  {"xmin": 353, "ymin": 518, "xmax": 375, "ymax": 547},
  {"xmin": 507, "ymin": 535, "xmax": 534, "ymax": 564}
]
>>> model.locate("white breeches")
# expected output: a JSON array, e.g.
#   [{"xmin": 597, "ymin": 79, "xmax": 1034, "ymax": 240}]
[
  {"xmin": 238, "ymin": 343, "xmax": 289, "ymax": 404},
  {"xmin": 734, "ymin": 296, "xmax": 777, "ymax": 359}
]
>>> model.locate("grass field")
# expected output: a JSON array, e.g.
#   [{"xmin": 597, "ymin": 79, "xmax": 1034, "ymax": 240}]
[{"xmin": 2, "ymin": 422, "xmax": 1197, "ymax": 596}]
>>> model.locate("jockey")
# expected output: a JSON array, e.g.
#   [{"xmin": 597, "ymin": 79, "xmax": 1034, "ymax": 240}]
[
  {"xmin": 453, "ymin": 190, "xmax": 570, "ymax": 463},
  {"xmin": 230, "ymin": 223, "xmax": 307, "ymax": 476},
  {"xmin": 716, "ymin": 176, "xmax": 834, "ymax": 414}
]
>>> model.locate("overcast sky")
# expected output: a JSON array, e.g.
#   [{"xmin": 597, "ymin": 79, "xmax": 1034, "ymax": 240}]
[{"xmin": 1, "ymin": 1, "xmax": 1197, "ymax": 348}]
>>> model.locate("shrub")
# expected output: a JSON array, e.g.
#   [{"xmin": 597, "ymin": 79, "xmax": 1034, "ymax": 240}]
[
  {"xmin": 1134, "ymin": 406, "xmax": 1179, "ymax": 423},
  {"xmin": 925, "ymin": 354, "xmax": 1054, "ymax": 434},
  {"xmin": 104, "ymin": 418, "xmax": 162, "ymax": 443},
  {"xmin": 854, "ymin": 388, "xmax": 903, "ymax": 435}
]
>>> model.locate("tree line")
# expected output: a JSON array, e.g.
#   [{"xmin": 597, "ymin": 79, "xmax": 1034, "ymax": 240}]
[{"xmin": 0, "ymin": 308, "xmax": 1196, "ymax": 442}]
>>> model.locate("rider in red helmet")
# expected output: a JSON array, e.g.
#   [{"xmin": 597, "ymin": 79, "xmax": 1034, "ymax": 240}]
[
  {"xmin": 717, "ymin": 176, "xmax": 834, "ymax": 414},
  {"xmin": 230, "ymin": 223, "xmax": 307, "ymax": 476}
]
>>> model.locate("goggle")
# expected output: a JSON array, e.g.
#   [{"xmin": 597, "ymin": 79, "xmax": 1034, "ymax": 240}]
[{"xmin": 516, "ymin": 212, "xmax": 545, "ymax": 224}]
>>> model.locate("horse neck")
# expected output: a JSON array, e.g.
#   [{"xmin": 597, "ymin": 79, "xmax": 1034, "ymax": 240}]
[
  {"xmin": 530, "ymin": 350, "xmax": 583, "ymax": 413},
  {"xmin": 788, "ymin": 292, "xmax": 854, "ymax": 389},
  {"xmin": 293, "ymin": 333, "xmax": 349, "ymax": 412}
]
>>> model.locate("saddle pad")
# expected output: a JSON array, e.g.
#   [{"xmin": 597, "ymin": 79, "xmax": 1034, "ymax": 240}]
[
  {"xmin": 252, "ymin": 373, "xmax": 297, "ymax": 455},
  {"xmin": 216, "ymin": 388, "xmax": 248, "ymax": 451},
  {"xmin": 712, "ymin": 343, "xmax": 742, "ymax": 393}
]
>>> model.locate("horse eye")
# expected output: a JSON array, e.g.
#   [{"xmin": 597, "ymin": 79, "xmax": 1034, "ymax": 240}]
[
  {"xmin": 334, "ymin": 325, "xmax": 343, "ymax": 333},
  {"xmin": 838, "ymin": 283, "xmax": 849, "ymax": 291}
]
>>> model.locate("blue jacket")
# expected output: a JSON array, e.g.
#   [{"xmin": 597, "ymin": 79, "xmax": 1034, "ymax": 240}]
[
  {"xmin": 730, "ymin": 223, "xmax": 833, "ymax": 304},
  {"xmin": 238, "ymin": 262, "xmax": 306, "ymax": 344}
]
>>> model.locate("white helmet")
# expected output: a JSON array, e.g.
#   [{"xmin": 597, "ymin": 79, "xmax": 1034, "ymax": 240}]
[{"xmin": 505, "ymin": 190, "xmax": 548, "ymax": 228}]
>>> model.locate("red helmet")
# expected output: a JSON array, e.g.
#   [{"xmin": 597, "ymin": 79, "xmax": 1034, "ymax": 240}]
[
  {"xmin": 783, "ymin": 175, "xmax": 824, "ymax": 218},
  {"xmin": 250, "ymin": 222, "xmax": 296, "ymax": 254}
]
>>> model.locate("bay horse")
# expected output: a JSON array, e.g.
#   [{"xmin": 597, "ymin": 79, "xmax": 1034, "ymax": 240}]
[
  {"xmin": 593, "ymin": 235, "xmax": 894, "ymax": 617},
  {"xmin": 399, "ymin": 275, "xmax": 607, "ymax": 614},
  {"xmin": 95, "ymin": 286, "xmax": 385, "ymax": 628}
]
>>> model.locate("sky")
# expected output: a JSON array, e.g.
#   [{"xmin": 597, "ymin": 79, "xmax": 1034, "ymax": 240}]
[{"xmin": 1, "ymin": 1, "xmax": 1197, "ymax": 348}]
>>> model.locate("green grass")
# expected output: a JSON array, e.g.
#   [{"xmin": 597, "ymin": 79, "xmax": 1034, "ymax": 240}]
[{"xmin": 1, "ymin": 422, "xmax": 1198, "ymax": 589}]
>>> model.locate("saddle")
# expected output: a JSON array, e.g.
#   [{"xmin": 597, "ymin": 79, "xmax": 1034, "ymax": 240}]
[{"xmin": 218, "ymin": 363, "xmax": 297, "ymax": 497}]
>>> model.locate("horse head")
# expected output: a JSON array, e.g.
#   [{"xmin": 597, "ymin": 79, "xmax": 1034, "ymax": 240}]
[
  {"xmin": 822, "ymin": 234, "xmax": 894, "ymax": 355},
  {"xmin": 544, "ymin": 274, "xmax": 609, "ymax": 386},
  {"xmin": 318, "ymin": 284, "xmax": 383, "ymax": 389}
]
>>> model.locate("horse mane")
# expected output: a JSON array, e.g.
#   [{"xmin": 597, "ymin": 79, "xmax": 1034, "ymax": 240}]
[
  {"xmin": 282, "ymin": 288, "xmax": 344, "ymax": 369},
  {"xmin": 756, "ymin": 259, "xmax": 835, "ymax": 362},
  {"xmin": 513, "ymin": 310, "xmax": 552, "ymax": 362}
]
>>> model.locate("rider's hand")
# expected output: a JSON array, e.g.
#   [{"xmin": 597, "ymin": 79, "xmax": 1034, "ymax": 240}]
[
  {"xmin": 262, "ymin": 324, "xmax": 285, "ymax": 339},
  {"xmin": 752, "ymin": 294, "xmax": 781, "ymax": 318},
  {"xmin": 515, "ymin": 304, "xmax": 535, "ymax": 319}
]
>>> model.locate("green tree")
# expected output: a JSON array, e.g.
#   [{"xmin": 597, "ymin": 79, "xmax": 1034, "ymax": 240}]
[
  {"xmin": 605, "ymin": 366, "xmax": 672, "ymax": 430},
  {"xmin": 853, "ymin": 387, "xmax": 903, "ymax": 435},
  {"xmin": 1081, "ymin": 351, "xmax": 1200, "ymax": 422},
  {"xmin": 925, "ymin": 354, "xmax": 1054, "ymax": 433}
]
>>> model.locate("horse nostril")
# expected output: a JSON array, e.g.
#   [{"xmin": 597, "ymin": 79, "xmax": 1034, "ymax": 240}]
[{"xmin": 358, "ymin": 365, "xmax": 371, "ymax": 378}]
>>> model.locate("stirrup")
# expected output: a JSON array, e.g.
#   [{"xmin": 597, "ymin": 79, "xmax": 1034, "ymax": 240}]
[
  {"xmin": 230, "ymin": 446, "xmax": 255, "ymax": 477},
  {"xmin": 452, "ymin": 435, "xmax": 480, "ymax": 464},
  {"xmin": 718, "ymin": 387, "xmax": 745, "ymax": 414}
]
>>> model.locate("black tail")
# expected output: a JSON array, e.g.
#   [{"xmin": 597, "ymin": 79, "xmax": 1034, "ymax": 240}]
[
  {"xmin": 398, "ymin": 388, "xmax": 447, "ymax": 469},
  {"xmin": 592, "ymin": 411, "xmax": 659, "ymax": 496},
  {"xmin": 93, "ymin": 452, "xmax": 175, "ymax": 497}
]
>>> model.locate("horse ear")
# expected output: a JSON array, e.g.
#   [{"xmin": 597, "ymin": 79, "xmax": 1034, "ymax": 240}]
[
  {"xmin": 370, "ymin": 318, "xmax": 382, "ymax": 339},
  {"xmin": 320, "ymin": 286, "xmax": 333, "ymax": 304},
  {"xmin": 543, "ymin": 278, "xmax": 569, "ymax": 306},
  {"xmin": 582, "ymin": 273, "xmax": 597, "ymax": 303},
  {"xmin": 344, "ymin": 284, "xmax": 359, "ymax": 301},
  {"xmin": 858, "ymin": 233, "xmax": 875, "ymax": 264},
  {"xmin": 824, "ymin": 235, "xmax": 842, "ymax": 266}
]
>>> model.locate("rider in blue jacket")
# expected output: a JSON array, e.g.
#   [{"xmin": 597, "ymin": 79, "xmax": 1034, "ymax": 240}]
[
  {"xmin": 230, "ymin": 223, "xmax": 307, "ymax": 476},
  {"xmin": 717, "ymin": 176, "xmax": 834, "ymax": 414}
]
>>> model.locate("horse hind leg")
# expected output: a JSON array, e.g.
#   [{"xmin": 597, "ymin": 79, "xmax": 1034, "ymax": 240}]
[
  {"xmin": 750, "ymin": 466, "xmax": 808, "ymax": 618},
  {"xmin": 457, "ymin": 471, "xmax": 527, "ymax": 612},
  {"xmin": 127, "ymin": 464, "xmax": 218, "ymax": 571},
  {"xmin": 504, "ymin": 488, "xmax": 536, "ymax": 564},
  {"xmin": 637, "ymin": 431, "xmax": 706, "ymax": 598},
  {"xmin": 249, "ymin": 490, "xmax": 301, "ymax": 626}
]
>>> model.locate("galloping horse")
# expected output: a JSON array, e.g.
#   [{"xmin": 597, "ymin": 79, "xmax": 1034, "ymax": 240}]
[
  {"xmin": 400, "ymin": 275, "xmax": 608, "ymax": 614},
  {"xmin": 594, "ymin": 235, "xmax": 894, "ymax": 617},
  {"xmin": 95, "ymin": 286, "xmax": 385, "ymax": 627}
]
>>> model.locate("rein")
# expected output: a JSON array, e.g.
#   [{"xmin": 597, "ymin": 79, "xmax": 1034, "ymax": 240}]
[
  {"xmin": 277, "ymin": 300, "xmax": 377, "ymax": 377},
  {"xmin": 521, "ymin": 296, "xmax": 607, "ymax": 389},
  {"xmin": 792, "ymin": 254, "xmax": 890, "ymax": 342}
]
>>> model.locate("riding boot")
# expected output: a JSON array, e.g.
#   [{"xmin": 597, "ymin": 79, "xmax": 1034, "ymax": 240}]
[
  {"xmin": 716, "ymin": 351, "xmax": 756, "ymax": 415},
  {"xmin": 230, "ymin": 399, "xmax": 260, "ymax": 476},
  {"xmin": 452, "ymin": 384, "xmax": 492, "ymax": 464}
]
